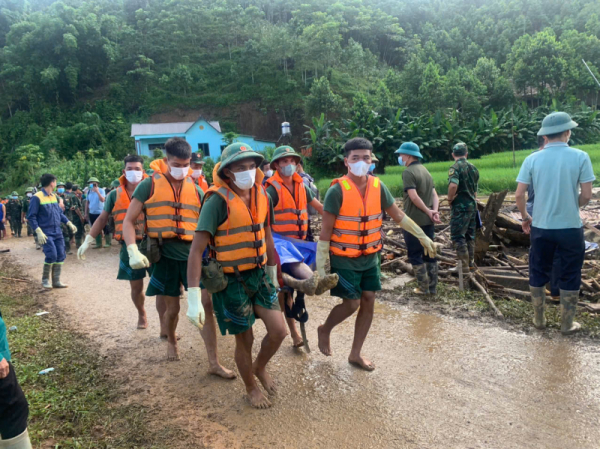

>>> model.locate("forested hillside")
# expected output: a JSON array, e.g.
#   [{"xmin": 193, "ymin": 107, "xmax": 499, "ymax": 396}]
[{"xmin": 1, "ymin": 0, "xmax": 600, "ymax": 186}]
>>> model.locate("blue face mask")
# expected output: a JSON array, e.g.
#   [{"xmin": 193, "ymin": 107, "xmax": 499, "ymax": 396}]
[
  {"xmin": 398, "ymin": 156, "xmax": 405, "ymax": 166},
  {"xmin": 369, "ymin": 163, "xmax": 376, "ymax": 172},
  {"xmin": 89, "ymin": 184, "xmax": 95, "ymax": 189},
  {"xmin": 57, "ymin": 188, "xmax": 65, "ymax": 194},
  {"xmin": 12, "ymin": 196, "xmax": 17, "ymax": 200},
  {"xmin": 281, "ymin": 163, "xmax": 296, "ymax": 177}
]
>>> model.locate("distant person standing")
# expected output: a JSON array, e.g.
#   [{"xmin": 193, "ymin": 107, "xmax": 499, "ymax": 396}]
[
  {"xmin": 0, "ymin": 201, "xmax": 5, "ymax": 241},
  {"xmin": 190, "ymin": 152, "xmax": 209, "ymax": 192},
  {"xmin": 396, "ymin": 142, "xmax": 441, "ymax": 294},
  {"xmin": 447, "ymin": 143, "xmax": 479, "ymax": 272},
  {"xmin": 516, "ymin": 112, "xmax": 594, "ymax": 335},
  {"xmin": 6, "ymin": 193, "xmax": 22, "ymax": 238},
  {"xmin": 85, "ymin": 177, "xmax": 107, "ymax": 249}
]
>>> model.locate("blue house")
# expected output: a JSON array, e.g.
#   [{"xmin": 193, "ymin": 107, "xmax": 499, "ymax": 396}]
[{"xmin": 131, "ymin": 117, "xmax": 276, "ymax": 160}]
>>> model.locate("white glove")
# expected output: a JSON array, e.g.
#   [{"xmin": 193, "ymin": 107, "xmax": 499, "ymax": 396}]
[
  {"xmin": 186, "ymin": 287, "xmax": 205, "ymax": 329},
  {"xmin": 35, "ymin": 227, "xmax": 48, "ymax": 245},
  {"xmin": 66, "ymin": 221, "xmax": 77, "ymax": 233},
  {"xmin": 266, "ymin": 265, "xmax": 279, "ymax": 289},
  {"xmin": 316, "ymin": 240, "xmax": 330, "ymax": 278},
  {"xmin": 127, "ymin": 244, "xmax": 149, "ymax": 269},
  {"xmin": 399, "ymin": 215, "xmax": 437, "ymax": 258},
  {"xmin": 77, "ymin": 234, "xmax": 95, "ymax": 260}
]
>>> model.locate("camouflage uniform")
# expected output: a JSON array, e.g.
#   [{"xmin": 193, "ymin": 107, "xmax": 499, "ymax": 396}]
[
  {"xmin": 448, "ymin": 148, "xmax": 479, "ymax": 269},
  {"xmin": 6, "ymin": 196, "xmax": 22, "ymax": 237},
  {"xmin": 67, "ymin": 190, "xmax": 85, "ymax": 246},
  {"xmin": 22, "ymin": 196, "xmax": 33, "ymax": 236}
]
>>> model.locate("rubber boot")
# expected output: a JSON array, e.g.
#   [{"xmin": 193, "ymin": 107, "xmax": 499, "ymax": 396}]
[
  {"xmin": 0, "ymin": 428, "xmax": 33, "ymax": 449},
  {"xmin": 426, "ymin": 261, "xmax": 438, "ymax": 295},
  {"xmin": 34, "ymin": 234, "xmax": 41, "ymax": 250},
  {"xmin": 42, "ymin": 264, "xmax": 52, "ymax": 289},
  {"xmin": 314, "ymin": 273, "xmax": 339, "ymax": 295},
  {"xmin": 412, "ymin": 264, "xmax": 429, "ymax": 295},
  {"xmin": 52, "ymin": 263, "xmax": 68, "ymax": 288},
  {"xmin": 103, "ymin": 233, "xmax": 112, "ymax": 248},
  {"xmin": 93, "ymin": 234, "xmax": 102, "ymax": 249},
  {"xmin": 65, "ymin": 237, "xmax": 73, "ymax": 255},
  {"xmin": 529, "ymin": 286, "xmax": 546, "ymax": 329},
  {"xmin": 467, "ymin": 240, "xmax": 476, "ymax": 271},
  {"xmin": 282, "ymin": 272, "xmax": 319, "ymax": 296},
  {"xmin": 456, "ymin": 246, "xmax": 471, "ymax": 278},
  {"xmin": 560, "ymin": 289, "xmax": 581, "ymax": 335}
]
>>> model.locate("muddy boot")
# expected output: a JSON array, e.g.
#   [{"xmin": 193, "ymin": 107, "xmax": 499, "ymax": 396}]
[
  {"xmin": 65, "ymin": 238, "xmax": 73, "ymax": 255},
  {"xmin": 529, "ymin": 286, "xmax": 546, "ymax": 329},
  {"xmin": 426, "ymin": 261, "xmax": 438, "ymax": 295},
  {"xmin": 282, "ymin": 272, "xmax": 319, "ymax": 296},
  {"xmin": 42, "ymin": 264, "xmax": 52, "ymax": 289},
  {"xmin": 456, "ymin": 246, "xmax": 471, "ymax": 278},
  {"xmin": 314, "ymin": 273, "xmax": 339, "ymax": 295},
  {"xmin": 93, "ymin": 234, "xmax": 102, "ymax": 249},
  {"xmin": 467, "ymin": 240, "xmax": 476, "ymax": 271},
  {"xmin": 103, "ymin": 233, "xmax": 112, "ymax": 248},
  {"xmin": 52, "ymin": 263, "xmax": 68, "ymax": 288},
  {"xmin": 560, "ymin": 289, "xmax": 581, "ymax": 335},
  {"xmin": 412, "ymin": 264, "xmax": 429, "ymax": 294}
]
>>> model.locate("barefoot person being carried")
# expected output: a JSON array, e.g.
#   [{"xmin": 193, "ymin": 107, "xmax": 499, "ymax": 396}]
[
  {"xmin": 188, "ymin": 143, "xmax": 286, "ymax": 408},
  {"xmin": 317, "ymin": 138, "xmax": 436, "ymax": 371}
]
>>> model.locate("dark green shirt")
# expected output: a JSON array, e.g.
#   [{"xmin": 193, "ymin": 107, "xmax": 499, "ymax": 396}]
[
  {"xmin": 448, "ymin": 158, "xmax": 479, "ymax": 208},
  {"xmin": 402, "ymin": 161, "xmax": 435, "ymax": 226},
  {"xmin": 132, "ymin": 177, "xmax": 204, "ymax": 261},
  {"xmin": 195, "ymin": 191, "xmax": 275, "ymax": 236},
  {"xmin": 323, "ymin": 179, "xmax": 395, "ymax": 271}
]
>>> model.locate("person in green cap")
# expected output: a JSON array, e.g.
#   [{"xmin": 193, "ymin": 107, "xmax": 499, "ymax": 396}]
[
  {"xmin": 396, "ymin": 142, "xmax": 441, "ymax": 295},
  {"xmin": 6, "ymin": 192, "xmax": 22, "ymax": 238},
  {"xmin": 265, "ymin": 145, "xmax": 337, "ymax": 348},
  {"xmin": 188, "ymin": 142, "xmax": 285, "ymax": 409},
  {"xmin": 21, "ymin": 187, "xmax": 37, "ymax": 246},
  {"xmin": 85, "ymin": 176, "xmax": 109, "ymax": 249},
  {"xmin": 447, "ymin": 142, "xmax": 479, "ymax": 273},
  {"xmin": 56, "ymin": 181, "xmax": 75, "ymax": 255},
  {"xmin": 516, "ymin": 112, "xmax": 594, "ymax": 335}
]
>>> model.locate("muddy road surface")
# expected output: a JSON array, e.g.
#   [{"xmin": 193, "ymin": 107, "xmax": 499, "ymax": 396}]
[{"xmin": 3, "ymin": 236, "xmax": 600, "ymax": 448}]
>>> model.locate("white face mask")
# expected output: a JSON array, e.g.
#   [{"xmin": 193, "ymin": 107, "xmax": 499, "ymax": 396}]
[
  {"xmin": 191, "ymin": 169, "xmax": 203, "ymax": 179},
  {"xmin": 348, "ymin": 161, "xmax": 370, "ymax": 177},
  {"xmin": 264, "ymin": 169, "xmax": 273, "ymax": 178},
  {"xmin": 231, "ymin": 169, "xmax": 256, "ymax": 190},
  {"xmin": 170, "ymin": 165, "xmax": 188, "ymax": 180},
  {"xmin": 125, "ymin": 170, "xmax": 143, "ymax": 184},
  {"xmin": 26, "ymin": 193, "xmax": 32, "ymax": 198}
]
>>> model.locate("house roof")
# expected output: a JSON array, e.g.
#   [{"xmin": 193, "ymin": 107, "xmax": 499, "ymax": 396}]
[{"xmin": 131, "ymin": 119, "xmax": 221, "ymax": 137}]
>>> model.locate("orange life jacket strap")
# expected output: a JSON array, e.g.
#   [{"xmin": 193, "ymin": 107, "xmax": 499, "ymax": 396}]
[
  {"xmin": 209, "ymin": 238, "xmax": 265, "ymax": 253},
  {"xmin": 214, "ymin": 222, "xmax": 264, "ymax": 237},
  {"xmin": 145, "ymin": 214, "xmax": 197, "ymax": 223},
  {"xmin": 144, "ymin": 201, "xmax": 200, "ymax": 213},
  {"xmin": 275, "ymin": 207, "xmax": 308, "ymax": 216},
  {"xmin": 331, "ymin": 240, "xmax": 382, "ymax": 251},
  {"xmin": 146, "ymin": 227, "xmax": 195, "ymax": 236},
  {"xmin": 336, "ymin": 212, "xmax": 383, "ymax": 223},
  {"xmin": 333, "ymin": 227, "xmax": 382, "ymax": 237},
  {"xmin": 218, "ymin": 254, "xmax": 267, "ymax": 269}
]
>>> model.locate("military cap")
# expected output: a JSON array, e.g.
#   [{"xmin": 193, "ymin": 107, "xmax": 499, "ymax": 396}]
[
  {"xmin": 537, "ymin": 112, "xmax": 578, "ymax": 136},
  {"xmin": 218, "ymin": 142, "xmax": 264, "ymax": 177},
  {"xmin": 452, "ymin": 143, "xmax": 468, "ymax": 156}
]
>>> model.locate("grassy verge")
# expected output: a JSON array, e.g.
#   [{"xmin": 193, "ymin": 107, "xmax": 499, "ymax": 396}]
[
  {"xmin": 387, "ymin": 279, "xmax": 600, "ymax": 338},
  {"xmin": 0, "ymin": 261, "xmax": 169, "ymax": 448},
  {"xmin": 318, "ymin": 143, "xmax": 600, "ymax": 197}
]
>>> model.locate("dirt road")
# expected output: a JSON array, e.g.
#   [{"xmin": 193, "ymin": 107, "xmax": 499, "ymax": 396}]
[{"xmin": 4, "ymin": 235, "xmax": 600, "ymax": 448}]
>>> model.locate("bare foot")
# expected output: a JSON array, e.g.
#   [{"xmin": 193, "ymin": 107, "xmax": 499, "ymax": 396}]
[
  {"xmin": 167, "ymin": 342, "xmax": 180, "ymax": 361},
  {"xmin": 253, "ymin": 364, "xmax": 277, "ymax": 396},
  {"xmin": 291, "ymin": 333, "xmax": 304, "ymax": 348},
  {"xmin": 318, "ymin": 325, "xmax": 332, "ymax": 356},
  {"xmin": 208, "ymin": 364, "xmax": 237, "ymax": 380},
  {"xmin": 160, "ymin": 333, "xmax": 181, "ymax": 341},
  {"xmin": 137, "ymin": 312, "xmax": 148, "ymax": 329},
  {"xmin": 348, "ymin": 355, "xmax": 375, "ymax": 371},
  {"xmin": 247, "ymin": 387, "xmax": 271, "ymax": 409}
]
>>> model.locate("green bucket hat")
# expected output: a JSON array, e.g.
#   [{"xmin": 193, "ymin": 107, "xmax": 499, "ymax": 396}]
[
  {"xmin": 271, "ymin": 146, "xmax": 302, "ymax": 165},
  {"xmin": 191, "ymin": 152, "xmax": 205, "ymax": 165},
  {"xmin": 25, "ymin": 187, "xmax": 34, "ymax": 193},
  {"xmin": 371, "ymin": 154, "xmax": 379, "ymax": 163},
  {"xmin": 111, "ymin": 179, "xmax": 120, "ymax": 188},
  {"xmin": 395, "ymin": 142, "xmax": 423, "ymax": 159},
  {"xmin": 87, "ymin": 177, "xmax": 100, "ymax": 184},
  {"xmin": 452, "ymin": 142, "xmax": 468, "ymax": 156},
  {"xmin": 57, "ymin": 181, "xmax": 65, "ymax": 187},
  {"xmin": 537, "ymin": 112, "xmax": 578, "ymax": 136},
  {"xmin": 72, "ymin": 184, "xmax": 79, "ymax": 190},
  {"xmin": 11, "ymin": 191, "xmax": 18, "ymax": 196},
  {"xmin": 218, "ymin": 142, "xmax": 264, "ymax": 178}
]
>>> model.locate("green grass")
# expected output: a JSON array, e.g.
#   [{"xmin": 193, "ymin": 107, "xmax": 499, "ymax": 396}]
[
  {"xmin": 0, "ymin": 261, "xmax": 171, "ymax": 448},
  {"xmin": 318, "ymin": 144, "xmax": 600, "ymax": 197}
]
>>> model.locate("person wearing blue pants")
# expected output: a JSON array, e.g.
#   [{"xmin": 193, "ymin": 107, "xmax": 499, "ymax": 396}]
[{"xmin": 27, "ymin": 174, "xmax": 78, "ymax": 289}]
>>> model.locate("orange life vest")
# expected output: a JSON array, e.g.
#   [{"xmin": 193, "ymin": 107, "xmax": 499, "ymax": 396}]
[
  {"xmin": 144, "ymin": 173, "xmax": 201, "ymax": 242},
  {"xmin": 206, "ymin": 163, "xmax": 268, "ymax": 274},
  {"xmin": 265, "ymin": 171, "xmax": 309, "ymax": 239},
  {"xmin": 195, "ymin": 175, "xmax": 209, "ymax": 193},
  {"xmin": 329, "ymin": 175, "xmax": 383, "ymax": 258},
  {"xmin": 113, "ymin": 174, "xmax": 148, "ymax": 242}
]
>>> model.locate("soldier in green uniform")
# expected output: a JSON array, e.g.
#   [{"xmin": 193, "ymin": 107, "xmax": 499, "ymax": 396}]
[
  {"xmin": 68, "ymin": 183, "xmax": 85, "ymax": 247},
  {"xmin": 21, "ymin": 187, "xmax": 39, "ymax": 248},
  {"xmin": 6, "ymin": 192, "xmax": 22, "ymax": 238},
  {"xmin": 56, "ymin": 182, "xmax": 74, "ymax": 254},
  {"xmin": 447, "ymin": 143, "xmax": 479, "ymax": 271}
]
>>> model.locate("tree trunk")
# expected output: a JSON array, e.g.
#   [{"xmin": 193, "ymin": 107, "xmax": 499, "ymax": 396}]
[{"xmin": 475, "ymin": 190, "xmax": 508, "ymax": 262}]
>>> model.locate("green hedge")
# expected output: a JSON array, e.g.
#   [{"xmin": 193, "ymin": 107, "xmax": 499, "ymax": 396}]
[{"xmin": 317, "ymin": 144, "xmax": 600, "ymax": 197}]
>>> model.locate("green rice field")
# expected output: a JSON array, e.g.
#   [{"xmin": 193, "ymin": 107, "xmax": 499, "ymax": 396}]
[{"xmin": 317, "ymin": 144, "xmax": 600, "ymax": 198}]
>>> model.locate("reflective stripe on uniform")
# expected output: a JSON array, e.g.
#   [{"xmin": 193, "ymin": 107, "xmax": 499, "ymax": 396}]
[{"xmin": 209, "ymin": 239, "xmax": 266, "ymax": 253}]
